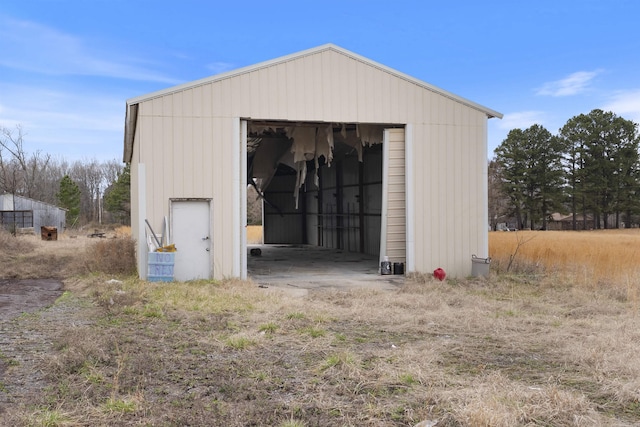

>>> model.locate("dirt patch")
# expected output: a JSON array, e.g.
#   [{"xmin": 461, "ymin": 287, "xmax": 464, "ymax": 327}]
[
  {"xmin": 0, "ymin": 230, "xmax": 109, "ymax": 419},
  {"xmin": 0, "ymin": 279, "xmax": 63, "ymax": 320},
  {"xmin": 0, "ymin": 283, "xmax": 93, "ymax": 417}
]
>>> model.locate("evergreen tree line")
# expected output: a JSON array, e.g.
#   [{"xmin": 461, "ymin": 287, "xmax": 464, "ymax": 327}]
[
  {"xmin": 491, "ymin": 109, "xmax": 640, "ymax": 231},
  {"xmin": 0, "ymin": 124, "xmax": 131, "ymax": 227}
]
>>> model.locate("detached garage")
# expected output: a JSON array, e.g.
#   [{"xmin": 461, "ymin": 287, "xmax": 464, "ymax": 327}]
[{"xmin": 123, "ymin": 44, "xmax": 501, "ymax": 281}]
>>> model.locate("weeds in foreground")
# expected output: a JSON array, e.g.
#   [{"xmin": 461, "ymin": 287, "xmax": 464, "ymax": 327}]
[
  {"xmin": 12, "ymin": 270, "xmax": 636, "ymax": 426},
  {"xmin": 505, "ymin": 230, "xmax": 536, "ymax": 272},
  {"xmin": 83, "ymin": 236, "xmax": 136, "ymax": 275},
  {"xmin": 4, "ymin": 230, "xmax": 640, "ymax": 426},
  {"xmin": 102, "ymin": 397, "xmax": 138, "ymax": 414},
  {"xmin": 224, "ymin": 335, "xmax": 256, "ymax": 350},
  {"xmin": 258, "ymin": 322, "xmax": 278, "ymax": 334},
  {"xmin": 26, "ymin": 408, "xmax": 74, "ymax": 427},
  {"xmin": 0, "ymin": 350, "xmax": 20, "ymax": 367},
  {"xmin": 0, "ymin": 227, "xmax": 36, "ymax": 254}
]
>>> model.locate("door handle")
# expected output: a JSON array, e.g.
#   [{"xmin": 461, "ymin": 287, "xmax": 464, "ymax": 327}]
[
  {"xmin": 205, "ymin": 248, "xmax": 210, "ymax": 252},
  {"xmin": 202, "ymin": 236, "xmax": 209, "ymax": 240}
]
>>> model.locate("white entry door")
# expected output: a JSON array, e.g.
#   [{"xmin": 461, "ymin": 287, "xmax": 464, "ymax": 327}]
[{"xmin": 171, "ymin": 200, "xmax": 211, "ymax": 281}]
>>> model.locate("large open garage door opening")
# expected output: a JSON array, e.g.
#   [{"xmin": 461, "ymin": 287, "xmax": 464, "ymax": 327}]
[{"xmin": 245, "ymin": 120, "xmax": 405, "ymax": 286}]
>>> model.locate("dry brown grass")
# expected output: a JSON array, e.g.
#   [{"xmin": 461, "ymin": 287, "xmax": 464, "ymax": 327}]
[
  {"xmin": 83, "ymin": 236, "xmax": 137, "ymax": 276},
  {"xmin": 490, "ymin": 229, "xmax": 640, "ymax": 286},
  {"xmin": 114, "ymin": 225, "xmax": 131, "ymax": 238},
  {"xmin": 0, "ymin": 227, "xmax": 37, "ymax": 253},
  {"xmin": 0, "ymin": 227, "xmax": 136, "ymax": 279},
  {"xmin": 3, "ymin": 229, "xmax": 640, "ymax": 426},
  {"xmin": 0, "ymin": 227, "xmax": 85, "ymax": 279},
  {"xmin": 6, "ymin": 279, "xmax": 640, "ymax": 426}
]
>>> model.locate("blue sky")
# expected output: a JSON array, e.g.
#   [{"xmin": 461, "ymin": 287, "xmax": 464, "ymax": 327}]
[{"xmin": 1, "ymin": 0, "xmax": 639, "ymax": 162}]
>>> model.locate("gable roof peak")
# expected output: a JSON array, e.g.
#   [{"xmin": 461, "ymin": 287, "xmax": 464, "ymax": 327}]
[{"xmin": 126, "ymin": 44, "xmax": 502, "ymax": 120}]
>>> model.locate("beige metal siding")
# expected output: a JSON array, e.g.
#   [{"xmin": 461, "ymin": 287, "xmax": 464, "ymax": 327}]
[
  {"xmin": 131, "ymin": 46, "xmax": 493, "ymax": 279},
  {"xmin": 385, "ymin": 129, "xmax": 406, "ymax": 263},
  {"xmin": 409, "ymin": 109, "xmax": 488, "ymax": 277}
]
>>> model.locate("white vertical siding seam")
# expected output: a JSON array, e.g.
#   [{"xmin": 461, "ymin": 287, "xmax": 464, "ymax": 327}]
[
  {"xmin": 212, "ymin": 118, "xmax": 224, "ymax": 278},
  {"xmin": 480, "ymin": 119, "xmax": 489, "ymax": 257},
  {"xmin": 240, "ymin": 120, "xmax": 248, "ymax": 280},
  {"xmin": 232, "ymin": 118, "xmax": 241, "ymax": 277},
  {"xmin": 138, "ymin": 163, "xmax": 147, "ymax": 280}
]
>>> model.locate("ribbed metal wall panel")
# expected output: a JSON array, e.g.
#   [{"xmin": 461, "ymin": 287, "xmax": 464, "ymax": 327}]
[
  {"xmin": 410, "ymin": 109, "xmax": 488, "ymax": 277},
  {"xmin": 384, "ymin": 129, "xmax": 406, "ymax": 263}
]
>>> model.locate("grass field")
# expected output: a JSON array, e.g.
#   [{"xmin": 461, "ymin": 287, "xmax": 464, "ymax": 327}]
[
  {"xmin": 2, "ymin": 228, "xmax": 640, "ymax": 426},
  {"xmin": 490, "ymin": 229, "xmax": 640, "ymax": 298}
]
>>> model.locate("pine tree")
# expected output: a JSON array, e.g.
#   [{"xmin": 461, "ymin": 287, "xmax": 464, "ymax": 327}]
[
  {"xmin": 494, "ymin": 125, "xmax": 565, "ymax": 229},
  {"xmin": 494, "ymin": 129, "xmax": 529, "ymax": 229},
  {"xmin": 560, "ymin": 110, "xmax": 639, "ymax": 228},
  {"xmin": 104, "ymin": 164, "xmax": 131, "ymax": 224},
  {"xmin": 57, "ymin": 175, "xmax": 81, "ymax": 227},
  {"xmin": 559, "ymin": 116, "xmax": 589, "ymax": 229},
  {"xmin": 525, "ymin": 125, "xmax": 565, "ymax": 230}
]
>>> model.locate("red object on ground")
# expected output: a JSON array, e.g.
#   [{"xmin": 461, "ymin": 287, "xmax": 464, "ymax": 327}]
[{"xmin": 433, "ymin": 268, "xmax": 446, "ymax": 281}]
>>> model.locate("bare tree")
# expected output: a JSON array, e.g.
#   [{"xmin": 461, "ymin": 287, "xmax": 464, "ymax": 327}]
[
  {"xmin": 84, "ymin": 160, "xmax": 104, "ymax": 223},
  {"xmin": 68, "ymin": 159, "xmax": 123, "ymax": 224},
  {"xmin": 0, "ymin": 156, "xmax": 20, "ymax": 196},
  {"xmin": 1, "ymin": 124, "xmax": 125, "ymax": 226},
  {"xmin": 0, "ymin": 125, "xmax": 51, "ymax": 199},
  {"xmin": 102, "ymin": 159, "xmax": 124, "ymax": 186},
  {"xmin": 35, "ymin": 157, "xmax": 67, "ymax": 205},
  {"xmin": 488, "ymin": 159, "xmax": 510, "ymax": 230}
]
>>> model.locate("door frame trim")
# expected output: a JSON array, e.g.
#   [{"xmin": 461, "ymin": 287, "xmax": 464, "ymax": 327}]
[{"xmin": 237, "ymin": 119, "xmax": 248, "ymax": 280}]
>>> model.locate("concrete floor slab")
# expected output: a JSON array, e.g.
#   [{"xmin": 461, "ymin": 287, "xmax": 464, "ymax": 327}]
[{"xmin": 247, "ymin": 244, "xmax": 404, "ymax": 293}]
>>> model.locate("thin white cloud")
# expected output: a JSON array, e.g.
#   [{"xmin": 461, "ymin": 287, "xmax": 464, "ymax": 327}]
[
  {"xmin": 536, "ymin": 70, "xmax": 602, "ymax": 97},
  {"xmin": 0, "ymin": 83, "xmax": 124, "ymax": 160},
  {"xmin": 0, "ymin": 15, "xmax": 180, "ymax": 84},
  {"xmin": 0, "ymin": 83, "xmax": 121, "ymax": 131},
  {"xmin": 206, "ymin": 61, "xmax": 237, "ymax": 74},
  {"xmin": 603, "ymin": 89, "xmax": 640, "ymax": 124},
  {"xmin": 489, "ymin": 111, "xmax": 550, "ymax": 155},
  {"xmin": 497, "ymin": 111, "xmax": 547, "ymax": 130}
]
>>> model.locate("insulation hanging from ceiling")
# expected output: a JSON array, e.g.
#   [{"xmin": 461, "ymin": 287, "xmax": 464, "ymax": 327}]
[
  {"xmin": 288, "ymin": 125, "xmax": 335, "ymax": 209},
  {"xmin": 249, "ymin": 123, "xmax": 385, "ymax": 210}
]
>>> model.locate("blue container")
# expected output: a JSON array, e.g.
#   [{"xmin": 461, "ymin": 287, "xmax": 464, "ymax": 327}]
[{"xmin": 148, "ymin": 252, "xmax": 175, "ymax": 282}]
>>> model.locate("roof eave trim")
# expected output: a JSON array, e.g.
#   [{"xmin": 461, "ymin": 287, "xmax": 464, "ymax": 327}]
[
  {"xmin": 125, "ymin": 43, "xmax": 341, "ymax": 105},
  {"xmin": 123, "ymin": 103, "xmax": 138, "ymax": 163},
  {"xmin": 329, "ymin": 45, "xmax": 503, "ymax": 119}
]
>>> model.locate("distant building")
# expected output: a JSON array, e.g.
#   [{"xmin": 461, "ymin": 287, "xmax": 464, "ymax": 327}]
[
  {"xmin": 0, "ymin": 193, "xmax": 66, "ymax": 233},
  {"xmin": 548, "ymin": 212, "xmax": 618, "ymax": 230}
]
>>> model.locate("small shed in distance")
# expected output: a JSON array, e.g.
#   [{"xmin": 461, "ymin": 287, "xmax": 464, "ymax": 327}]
[{"xmin": 0, "ymin": 193, "xmax": 66, "ymax": 233}]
